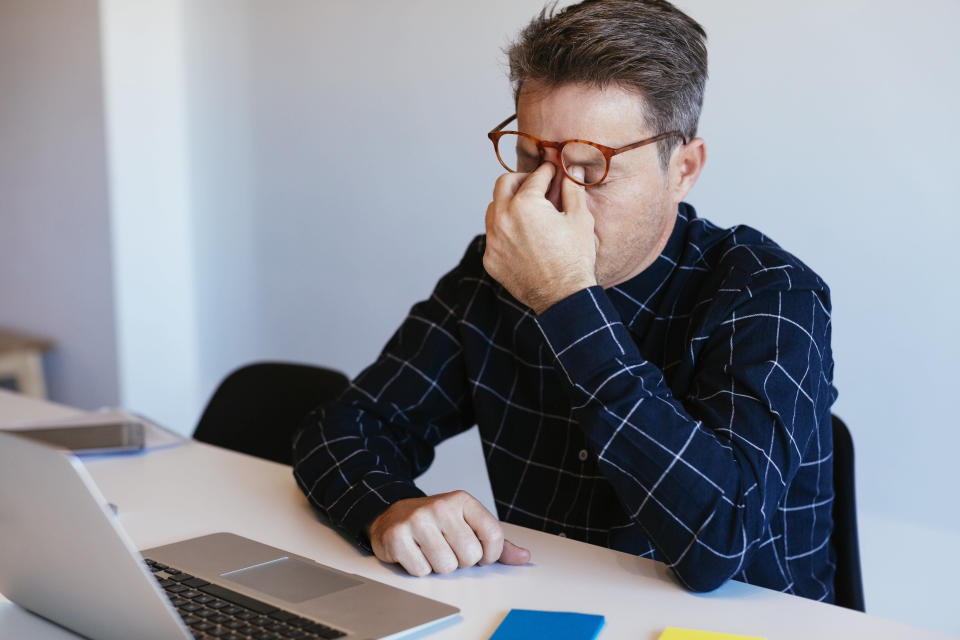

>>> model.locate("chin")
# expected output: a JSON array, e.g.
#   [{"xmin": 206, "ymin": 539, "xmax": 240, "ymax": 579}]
[
  {"xmin": 593, "ymin": 263, "xmax": 618, "ymax": 289},
  {"xmin": 595, "ymin": 253, "xmax": 646, "ymax": 289}
]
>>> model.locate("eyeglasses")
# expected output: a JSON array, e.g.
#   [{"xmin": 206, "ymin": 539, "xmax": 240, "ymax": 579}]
[{"xmin": 487, "ymin": 114, "xmax": 687, "ymax": 187}]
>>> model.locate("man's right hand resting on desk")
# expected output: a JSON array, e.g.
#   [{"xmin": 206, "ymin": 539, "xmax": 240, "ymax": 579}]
[{"xmin": 367, "ymin": 490, "xmax": 530, "ymax": 576}]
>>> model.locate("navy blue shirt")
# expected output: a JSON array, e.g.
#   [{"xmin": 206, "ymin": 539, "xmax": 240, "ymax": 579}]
[{"xmin": 294, "ymin": 203, "xmax": 838, "ymax": 601}]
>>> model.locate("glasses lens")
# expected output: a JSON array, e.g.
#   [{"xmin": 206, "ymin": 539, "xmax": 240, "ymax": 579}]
[
  {"xmin": 561, "ymin": 142, "xmax": 607, "ymax": 185},
  {"xmin": 495, "ymin": 133, "xmax": 540, "ymax": 173}
]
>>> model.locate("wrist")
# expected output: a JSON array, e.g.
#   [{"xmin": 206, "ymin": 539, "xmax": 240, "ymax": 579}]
[{"xmin": 530, "ymin": 275, "xmax": 597, "ymax": 315}]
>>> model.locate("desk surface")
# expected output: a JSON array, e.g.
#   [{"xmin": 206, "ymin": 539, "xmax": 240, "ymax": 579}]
[{"xmin": 0, "ymin": 390, "xmax": 954, "ymax": 640}]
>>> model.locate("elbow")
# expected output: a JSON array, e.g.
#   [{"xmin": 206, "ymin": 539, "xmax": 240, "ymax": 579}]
[
  {"xmin": 664, "ymin": 500, "xmax": 767, "ymax": 593},
  {"xmin": 668, "ymin": 550, "xmax": 743, "ymax": 593},
  {"xmin": 671, "ymin": 566, "xmax": 731, "ymax": 593}
]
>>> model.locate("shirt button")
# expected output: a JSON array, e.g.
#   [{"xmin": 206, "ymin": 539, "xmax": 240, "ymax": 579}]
[
  {"xmin": 578, "ymin": 449, "xmax": 589, "ymax": 461},
  {"xmin": 558, "ymin": 532, "xmax": 567, "ymax": 538}
]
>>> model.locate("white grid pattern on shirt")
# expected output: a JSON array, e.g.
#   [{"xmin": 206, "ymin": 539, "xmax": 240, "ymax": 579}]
[{"xmin": 293, "ymin": 205, "xmax": 837, "ymax": 601}]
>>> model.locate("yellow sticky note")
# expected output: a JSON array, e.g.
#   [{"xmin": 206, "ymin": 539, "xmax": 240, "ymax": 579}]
[{"xmin": 658, "ymin": 628, "xmax": 765, "ymax": 640}]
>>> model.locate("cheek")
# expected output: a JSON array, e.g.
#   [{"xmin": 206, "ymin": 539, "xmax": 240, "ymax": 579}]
[
  {"xmin": 585, "ymin": 191, "xmax": 632, "ymax": 237},
  {"xmin": 585, "ymin": 190, "xmax": 615, "ymax": 218}
]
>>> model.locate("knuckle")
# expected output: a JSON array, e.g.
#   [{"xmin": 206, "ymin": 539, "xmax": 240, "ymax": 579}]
[
  {"xmin": 409, "ymin": 504, "xmax": 433, "ymax": 522},
  {"xmin": 428, "ymin": 494, "xmax": 451, "ymax": 511},
  {"xmin": 380, "ymin": 527, "xmax": 404, "ymax": 549},
  {"xmin": 480, "ymin": 522, "xmax": 504, "ymax": 545},
  {"xmin": 463, "ymin": 542, "xmax": 484, "ymax": 567},
  {"xmin": 433, "ymin": 490, "xmax": 455, "ymax": 505}
]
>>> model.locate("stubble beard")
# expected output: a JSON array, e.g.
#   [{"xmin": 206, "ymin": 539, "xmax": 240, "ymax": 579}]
[{"xmin": 593, "ymin": 190, "xmax": 671, "ymax": 289}]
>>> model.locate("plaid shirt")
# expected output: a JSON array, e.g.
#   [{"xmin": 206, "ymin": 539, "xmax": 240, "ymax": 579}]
[{"xmin": 294, "ymin": 203, "xmax": 838, "ymax": 601}]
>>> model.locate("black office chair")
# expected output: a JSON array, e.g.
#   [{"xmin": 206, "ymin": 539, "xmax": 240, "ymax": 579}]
[
  {"xmin": 831, "ymin": 414, "xmax": 865, "ymax": 612},
  {"xmin": 193, "ymin": 362, "xmax": 350, "ymax": 466}
]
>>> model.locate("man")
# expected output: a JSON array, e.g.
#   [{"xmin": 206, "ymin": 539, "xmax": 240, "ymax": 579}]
[{"xmin": 294, "ymin": 0, "xmax": 837, "ymax": 602}]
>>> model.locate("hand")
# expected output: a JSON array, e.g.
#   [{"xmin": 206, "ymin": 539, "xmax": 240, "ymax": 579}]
[
  {"xmin": 483, "ymin": 163, "xmax": 598, "ymax": 314},
  {"xmin": 367, "ymin": 490, "xmax": 531, "ymax": 576}
]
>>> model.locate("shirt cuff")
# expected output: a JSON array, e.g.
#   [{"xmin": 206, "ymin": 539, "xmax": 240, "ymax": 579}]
[
  {"xmin": 336, "ymin": 478, "xmax": 427, "ymax": 552},
  {"xmin": 535, "ymin": 286, "xmax": 653, "ymax": 396}
]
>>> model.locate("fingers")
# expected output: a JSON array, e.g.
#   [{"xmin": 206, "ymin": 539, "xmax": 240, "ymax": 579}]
[
  {"xmin": 516, "ymin": 161, "xmax": 556, "ymax": 197},
  {"xmin": 461, "ymin": 496, "xmax": 505, "ymax": 566},
  {"xmin": 414, "ymin": 518, "xmax": 461, "ymax": 575},
  {"xmin": 492, "ymin": 170, "xmax": 529, "ymax": 202},
  {"xmin": 369, "ymin": 492, "xmax": 529, "ymax": 577},
  {"xmin": 497, "ymin": 162, "xmax": 585, "ymax": 215},
  {"xmin": 439, "ymin": 515, "xmax": 485, "ymax": 569},
  {"xmin": 560, "ymin": 165, "xmax": 588, "ymax": 215},
  {"xmin": 373, "ymin": 526, "xmax": 433, "ymax": 577},
  {"xmin": 498, "ymin": 539, "xmax": 532, "ymax": 566}
]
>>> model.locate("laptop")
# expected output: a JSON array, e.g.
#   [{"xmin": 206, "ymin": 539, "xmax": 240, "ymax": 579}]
[{"xmin": 0, "ymin": 430, "xmax": 459, "ymax": 640}]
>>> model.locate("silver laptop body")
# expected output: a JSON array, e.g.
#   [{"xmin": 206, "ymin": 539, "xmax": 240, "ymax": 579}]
[{"xmin": 0, "ymin": 431, "xmax": 458, "ymax": 640}]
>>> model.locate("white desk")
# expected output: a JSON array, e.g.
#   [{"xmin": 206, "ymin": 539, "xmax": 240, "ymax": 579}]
[{"xmin": 0, "ymin": 390, "xmax": 954, "ymax": 640}]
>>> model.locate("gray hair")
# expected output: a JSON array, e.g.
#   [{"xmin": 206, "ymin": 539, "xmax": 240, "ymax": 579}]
[{"xmin": 507, "ymin": 0, "xmax": 708, "ymax": 168}]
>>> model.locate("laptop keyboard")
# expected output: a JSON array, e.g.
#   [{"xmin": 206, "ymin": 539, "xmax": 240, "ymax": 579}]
[{"xmin": 144, "ymin": 558, "xmax": 347, "ymax": 640}]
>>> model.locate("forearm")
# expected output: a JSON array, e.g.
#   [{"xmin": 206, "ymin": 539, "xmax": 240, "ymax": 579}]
[
  {"xmin": 293, "ymin": 239, "xmax": 481, "ymax": 547},
  {"xmin": 293, "ymin": 402, "xmax": 429, "ymax": 549}
]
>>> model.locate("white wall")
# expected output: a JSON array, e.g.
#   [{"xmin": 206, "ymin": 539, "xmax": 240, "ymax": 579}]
[
  {"xmin": 99, "ymin": 0, "xmax": 204, "ymax": 432},
  {"xmin": 0, "ymin": 0, "xmax": 119, "ymax": 410}
]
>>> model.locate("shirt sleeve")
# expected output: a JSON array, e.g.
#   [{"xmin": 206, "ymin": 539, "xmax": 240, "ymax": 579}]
[
  {"xmin": 292, "ymin": 242, "xmax": 477, "ymax": 550},
  {"xmin": 534, "ymin": 273, "xmax": 834, "ymax": 592}
]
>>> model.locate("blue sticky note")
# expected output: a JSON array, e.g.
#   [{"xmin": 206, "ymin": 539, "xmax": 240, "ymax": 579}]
[{"xmin": 489, "ymin": 609, "xmax": 605, "ymax": 640}]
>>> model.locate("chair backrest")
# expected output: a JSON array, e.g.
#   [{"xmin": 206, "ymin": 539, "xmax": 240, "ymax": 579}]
[
  {"xmin": 831, "ymin": 414, "xmax": 865, "ymax": 611},
  {"xmin": 193, "ymin": 362, "xmax": 350, "ymax": 466}
]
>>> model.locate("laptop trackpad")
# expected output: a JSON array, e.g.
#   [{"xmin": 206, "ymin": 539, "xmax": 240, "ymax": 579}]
[{"xmin": 221, "ymin": 557, "xmax": 361, "ymax": 604}]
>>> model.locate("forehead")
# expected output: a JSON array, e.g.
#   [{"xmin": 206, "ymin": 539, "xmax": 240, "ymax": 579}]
[{"xmin": 516, "ymin": 80, "xmax": 648, "ymax": 144}]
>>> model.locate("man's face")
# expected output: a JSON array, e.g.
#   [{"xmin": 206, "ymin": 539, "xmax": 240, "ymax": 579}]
[{"xmin": 515, "ymin": 80, "xmax": 679, "ymax": 288}]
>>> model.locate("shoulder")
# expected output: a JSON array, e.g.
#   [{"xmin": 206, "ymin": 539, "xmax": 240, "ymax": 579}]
[
  {"xmin": 460, "ymin": 234, "xmax": 487, "ymax": 269},
  {"xmin": 683, "ymin": 214, "xmax": 830, "ymax": 302},
  {"xmin": 429, "ymin": 234, "xmax": 504, "ymax": 308},
  {"xmin": 431, "ymin": 235, "xmax": 487, "ymax": 284}
]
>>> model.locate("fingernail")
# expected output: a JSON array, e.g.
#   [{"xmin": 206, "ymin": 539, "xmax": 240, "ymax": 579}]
[{"xmin": 569, "ymin": 166, "xmax": 585, "ymax": 181}]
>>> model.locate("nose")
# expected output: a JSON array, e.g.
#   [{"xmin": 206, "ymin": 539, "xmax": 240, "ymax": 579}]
[{"xmin": 540, "ymin": 148, "xmax": 564, "ymax": 211}]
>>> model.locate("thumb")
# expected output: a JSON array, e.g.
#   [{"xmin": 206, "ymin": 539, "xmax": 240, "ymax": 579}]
[
  {"xmin": 497, "ymin": 539, "xmax": 531, "ymax": 566},
  {"xmin": 561, "ymin": 166, "xmax": 588, "ymax": 215}
]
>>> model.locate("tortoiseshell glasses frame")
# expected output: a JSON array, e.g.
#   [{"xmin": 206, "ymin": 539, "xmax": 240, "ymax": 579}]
[{"xmin": 487, "ymin": 113, "xmax": 688, "ymax": 187}]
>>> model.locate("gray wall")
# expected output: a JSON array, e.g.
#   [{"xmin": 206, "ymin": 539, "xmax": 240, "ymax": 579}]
[
  {"xmin": 177, "ymin": 0, "xmax": 960, "ymax": 522},
  {"xmin": 1, "ymin": 0, "xmax": 957, "ymax": 633},
  {"xmin": 688, "ymin": 0, "xmax": 960, "ymax": 534},
  {"xmin": 0, "ymin": 0, "xmax": 118, "ymax": 409},
  {"xmin": 176, "ymin": 2, "xmax": 960, "ymax": 632},
  {"xmin": 179, "ymin": 1, "xmax": 539, "ymax": 411},
  {"xmin": 173, "ymin": 3, "xmax": 960, "ymax": 629}
]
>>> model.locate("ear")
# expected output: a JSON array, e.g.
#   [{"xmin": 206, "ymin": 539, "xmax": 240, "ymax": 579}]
[{"xmin": 669, "ymin": 137, "xmax": 706, "ymax": 204}]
